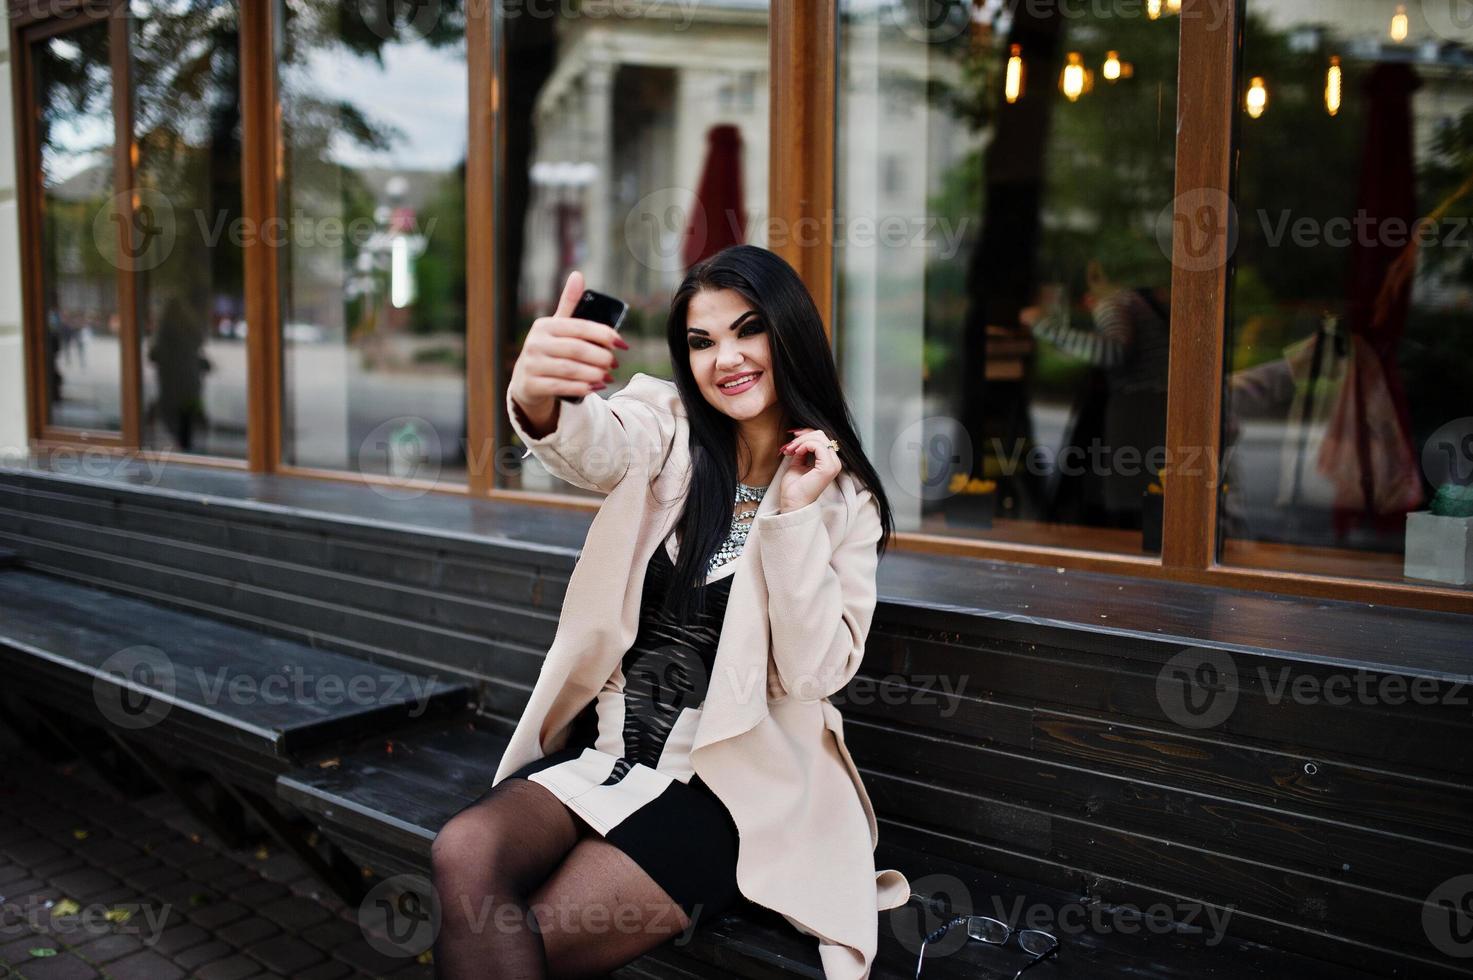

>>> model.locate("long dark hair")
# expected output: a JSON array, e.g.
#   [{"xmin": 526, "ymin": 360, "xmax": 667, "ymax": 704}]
[{"xmin": 658, "ymin": 245, "xmax": 895, "ymax": 623}]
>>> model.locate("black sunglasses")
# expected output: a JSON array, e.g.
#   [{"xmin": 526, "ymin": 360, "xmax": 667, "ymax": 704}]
[{"xmin": 914, "ymin": 912, "xmax": 1060, "ymax": 980}]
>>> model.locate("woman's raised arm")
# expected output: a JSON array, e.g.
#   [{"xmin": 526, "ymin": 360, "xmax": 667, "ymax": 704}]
[{"xmin": 507, "ymin": 272, "xmax": 672, "ymax": 494}]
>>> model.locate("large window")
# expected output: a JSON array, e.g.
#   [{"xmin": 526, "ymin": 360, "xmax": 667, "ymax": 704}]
[
  {"xmin": 1221, "ymin": 0, "xmax": 1473, "ymax": 589},
  {"xmin": 276, "ymin": 0, "xmax": 468, "ymax": 483},
  {"xmin": 836, "ymin": 0, "xmax": 1180, "ymax": 555},
  {"xmin": 132, "ymin": 0, "xmax": 248, "ymax": 458},
  {"xmin": 493, "ymin": 0, "xmax": 771, "ymax": 495},
  {"xmin": 34, "ymin": 21, "xmax": 120, "ymax": 434},
  {"xmin": 12, "ymin": 0, "xmax": 1467, "ymax": 610}
]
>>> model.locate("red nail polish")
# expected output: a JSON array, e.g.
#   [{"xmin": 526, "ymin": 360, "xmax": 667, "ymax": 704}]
[{"xmin": 614, "ymin": 337, "xmax": 631, "ymax": 350}]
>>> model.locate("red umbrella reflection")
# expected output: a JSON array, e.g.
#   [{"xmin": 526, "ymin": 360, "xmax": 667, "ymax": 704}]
[{"xmin": 683, "ymin": 124, "xmax": 747, "ymax": 270}]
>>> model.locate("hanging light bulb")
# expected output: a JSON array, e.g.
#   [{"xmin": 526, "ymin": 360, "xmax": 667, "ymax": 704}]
[
  {"xmin": 1165, "ymin": 0, "xmax": 1181, "ymax": 12},
  {"xmin": 1147, "ymin": 0, "xmax": 1161, "ymax": 19},
  {"xmin": 1325, "ymin": 56, "xmax": 1342, "ymax": 116},
  {"xmin": 1005, "ymin": 44, "xmax": 1025, "ymax": 103},
  {"xmin": 1059, "ymin": 52, "xmax": 1092, "ymax": 102},
  {"xmin": 1245, "ymin": 76, "xmax": 1268, "ymax": 118},
  {"xmin": 1103, "ymin": 50, "xmax": 1122, "ymax": 81},
  {"xmin": 1390, "ymin": 4, "xmax": 1409, "ymax": 42}
]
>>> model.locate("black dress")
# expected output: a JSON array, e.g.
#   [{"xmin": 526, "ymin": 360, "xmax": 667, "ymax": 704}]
[{"xmin": 504, "ymin": 532, "xmax": 743, "ymax": 924}]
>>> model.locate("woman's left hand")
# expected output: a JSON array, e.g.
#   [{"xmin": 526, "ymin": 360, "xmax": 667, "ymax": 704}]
[{"xmin": 778, "ymin": 428, "xmax": 843, "ymax": 512}]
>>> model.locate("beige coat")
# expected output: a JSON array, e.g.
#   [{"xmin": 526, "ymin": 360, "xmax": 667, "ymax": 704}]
[{"xmin": 492, "ymin": 373, "xmax": 911, "ymax": 978}]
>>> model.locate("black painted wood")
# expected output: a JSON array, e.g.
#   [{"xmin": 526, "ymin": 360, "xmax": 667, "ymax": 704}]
[
  {"xmin": 0, "ymin": 568, "xmax": 473, "ymax": 760},
  {"xmin": 2, "ymin": 463, "xmax": 1470, "ymax": 976},
  {"xmin": 277, "ymin": 725, "xmax": 1385, "ymax": 979},
  {"xmin": 3, "ymin": 461, "xmax": 1469, "ymax": 679}
]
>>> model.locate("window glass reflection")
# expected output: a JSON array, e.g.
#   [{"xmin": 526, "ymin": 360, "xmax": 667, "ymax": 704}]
[
  {"xmin": 131, "ymin": 0, "xmax": 249, "ymax": 457},
  {"xmin": 277, "ymin": 0, "xmax": 468, "ymax": 484},
  {"xmin": 837, "ymin": 0, "xmax": 1179, "ymax": 553},
  {"xmin": 1222, "ymin": 1, "xmax": 1473, "ymax": 587},
  {"xmin": 495, "ymin": 0, "xmax": 770, "ymax": 494},
  {"xmin": 36, "ymin": 23, "xmax": 121, "ymax": 433}
]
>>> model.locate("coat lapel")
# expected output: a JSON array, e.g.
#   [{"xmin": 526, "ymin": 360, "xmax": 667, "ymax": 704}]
[{"xmin": 691, "ymin": 449, "xmax": 796, "ymax": 754}]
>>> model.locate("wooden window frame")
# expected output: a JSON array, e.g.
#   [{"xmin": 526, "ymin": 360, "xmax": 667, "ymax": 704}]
[
  {"xmin": 10, "ymin": 0, "xmax": 1470, "ymax": 613},
  {"xmin": 10, "ymin": 0, "xmax": 249, "ymax": 471}
]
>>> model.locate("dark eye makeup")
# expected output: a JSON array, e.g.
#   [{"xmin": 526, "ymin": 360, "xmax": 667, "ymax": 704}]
[{"xmin": 687, "ymin": 319, "xmax": 764, "ymax": 350}]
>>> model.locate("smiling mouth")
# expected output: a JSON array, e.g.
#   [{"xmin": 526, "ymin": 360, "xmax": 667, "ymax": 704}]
[{"xmin": 718, "ymin": 372, "xmax": 761, "ymax": 389}]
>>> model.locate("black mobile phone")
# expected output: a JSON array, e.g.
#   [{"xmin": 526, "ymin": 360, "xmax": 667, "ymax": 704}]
[{"xmin": 561, "ymin": 289, "xmax": 629, "ymax": 403}]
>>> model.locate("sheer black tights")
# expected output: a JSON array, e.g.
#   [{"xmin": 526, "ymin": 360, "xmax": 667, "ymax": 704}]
[{"xmin": 430, "ymin": 777, "xmax": 691, "ymax": 980}]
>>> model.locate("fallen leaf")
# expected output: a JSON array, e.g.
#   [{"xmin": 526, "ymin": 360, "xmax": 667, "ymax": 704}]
[
  {"xmin": 104, "ymin": 907, "xmax": 133, "ymax": 924},
  {"xmin": 71, "ymin": 829, "xmax": 89, "ymax": 840},
  {"xmin": 52, "ymin": 899, "xmax": 81, "ymax": 917},
  {"xmin": 28, "ymin": 948, "xmax": 58, "ymax": 958}
]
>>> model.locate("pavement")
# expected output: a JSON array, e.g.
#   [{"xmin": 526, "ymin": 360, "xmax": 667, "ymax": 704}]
[{"xmin": 0, "ymin": 724, "xmax": 434, "ymax": 980}]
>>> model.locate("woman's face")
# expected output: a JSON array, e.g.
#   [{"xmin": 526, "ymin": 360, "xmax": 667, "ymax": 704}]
[{"xmin": 685, "ymin": 287, "xmax": 778, "ymax": 423}]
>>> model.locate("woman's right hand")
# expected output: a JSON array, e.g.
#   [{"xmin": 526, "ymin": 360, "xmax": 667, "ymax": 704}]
[{"xmin": 508, "ymin": 270, "xmax": 630, "ymax": 430}]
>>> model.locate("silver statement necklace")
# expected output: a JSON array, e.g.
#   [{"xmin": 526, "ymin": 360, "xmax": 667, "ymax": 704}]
[{"xmin": 708, "ymin": 480, "xmax": 769, "ymax": 575}]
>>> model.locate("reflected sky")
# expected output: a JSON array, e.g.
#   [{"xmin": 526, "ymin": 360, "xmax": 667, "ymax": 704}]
[{"xmin": 296, "ymin": 41, "xmax": 467, "ymax": 171}]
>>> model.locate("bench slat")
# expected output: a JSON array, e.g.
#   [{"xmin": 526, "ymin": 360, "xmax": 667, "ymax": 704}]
[{"xmin": 0, "ymin": 569, "xmax": 472, "ymax": 759}]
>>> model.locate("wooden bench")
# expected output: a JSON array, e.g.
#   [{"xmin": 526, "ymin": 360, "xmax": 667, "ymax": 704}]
[
  {"xmin": 0, "ymin": 557, "xmax": 473, "ymax": 901},
  {"xmin": 277, "ymin": 724, "xmax": 1383, "ymax": 979},
  {"xmin": 3, "ymin": 464, "xmax": 1468, "ymax": 977}
]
